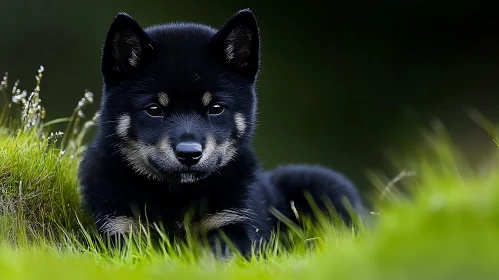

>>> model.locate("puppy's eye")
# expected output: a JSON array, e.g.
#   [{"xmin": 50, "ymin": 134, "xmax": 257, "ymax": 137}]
[
  {"xmin": 144, "ymin": 104, "xmax": 163, "ymax": 117},
  {"xmin": 208, "ymin": 104, "xmax": 225, "ymax": 115}
]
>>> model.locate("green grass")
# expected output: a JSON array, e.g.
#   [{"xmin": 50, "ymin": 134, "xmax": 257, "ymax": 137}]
[{"xmin": 1, "ymin": 67, "xmax": 499, "ymax": 279}]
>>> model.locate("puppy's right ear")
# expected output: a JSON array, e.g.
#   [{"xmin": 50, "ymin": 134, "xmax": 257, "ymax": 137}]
[
  {"xmin": 212, "ymin": 9, "xmax": 261, "ymax": 81},
  {"xmin": 101, "ymin": 12, "xmax": 155, "ymax": 84}
]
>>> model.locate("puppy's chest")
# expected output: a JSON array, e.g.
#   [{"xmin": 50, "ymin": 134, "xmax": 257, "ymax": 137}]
[{"xmin": 131, "ymin": 188, "xmax": 249, "ymax": 234}]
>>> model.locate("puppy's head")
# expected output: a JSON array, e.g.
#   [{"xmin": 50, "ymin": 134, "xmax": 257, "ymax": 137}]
[{"xmin": 98, "ymin": 9, "xmax": 261, "ymax": 183}]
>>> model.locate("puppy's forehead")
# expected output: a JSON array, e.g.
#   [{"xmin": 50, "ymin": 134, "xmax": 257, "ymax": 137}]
[
  {"xmin": 135, "ymin": 26, "xmax": 239, "ymax": 101},
  {"xmin": 147, "ymin": 27, "xmax": 219, "ymax": 71},
  {"xmin": 143, "ymin": 26, "xmax": 227, "ymax": 91},
  {"xmin": 143, "ymin": 58, "xmax": 223, "ymax": 98}
]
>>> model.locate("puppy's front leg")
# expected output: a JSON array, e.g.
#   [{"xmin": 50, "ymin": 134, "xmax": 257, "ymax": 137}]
[{"xmin": 205, "ymin": 224, "xmax": 253, "ymax": 260}]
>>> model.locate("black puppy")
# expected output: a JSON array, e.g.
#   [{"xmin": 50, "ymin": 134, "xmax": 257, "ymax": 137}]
[{"xmin": 78, "ymin": 9, "xmax": 366, "ymax": 258}]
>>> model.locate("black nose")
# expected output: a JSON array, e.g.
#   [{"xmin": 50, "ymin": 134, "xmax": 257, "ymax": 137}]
[{"xmin": 175, "ymin": 142, "xmax": 202, "ymax": 166}]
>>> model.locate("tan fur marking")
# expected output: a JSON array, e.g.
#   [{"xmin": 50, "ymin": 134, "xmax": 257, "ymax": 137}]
[
  {"xmin": 218, "ymin": 139, "xmax": 238, "ymax": 167},
  {"xmin": 202, "ymin": 91, "xmax": 212, "ymax": 106},
  {"xmin": 197, "ymin": 134, "xmax": 216, "ymax": 166},
  {"xmin": 158, "ymin": 92, "xmax": 169, "ymax": 106},
  {"xmin": 100, "ymin": 216, "xmax": 138, "ymax": 235},
  {"xmin": 234, "ymin": 113, "xmax": 246, "ymax": 137},
  {"xmin": 122, "ymin": 140, "xmax": 162, "ymax": 181},
  {"xmin": 157, "ymin": 137, "xmax": 180, "ymax": 167},
  {"xmin": 119, "ymin": 134, "xmax": 184, "ymax": 182},
  {"xmin": 199, "ymin": 209, "xmax": 255, "ymax": 232},
  {"xmin": 117, "ymin": 114, "xmax": 131, "ymax": 138}
]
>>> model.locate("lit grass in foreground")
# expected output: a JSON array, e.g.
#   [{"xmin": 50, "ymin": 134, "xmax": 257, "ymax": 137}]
[{"xmin": 1, "ymin": 68, "xmax": 499, "ymax": 279}]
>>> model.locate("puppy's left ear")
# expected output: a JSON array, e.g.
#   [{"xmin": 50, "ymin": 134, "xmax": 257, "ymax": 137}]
[{"xmin": 213, "ymin": 9, "xmax": 261, "ymax": 81}]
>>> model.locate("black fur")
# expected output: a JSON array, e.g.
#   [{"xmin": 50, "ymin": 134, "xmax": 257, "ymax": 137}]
[{"xmin": 78, "ymin": 9, "xmax": 367, "ymax": 258}]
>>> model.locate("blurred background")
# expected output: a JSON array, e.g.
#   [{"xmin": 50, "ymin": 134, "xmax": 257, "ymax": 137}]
[{"xmin": 1, "ymin": 0, "xmax": 498, "ymax": 197}]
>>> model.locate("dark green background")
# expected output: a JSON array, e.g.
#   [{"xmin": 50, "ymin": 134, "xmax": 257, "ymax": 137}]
[{"xmin": 1, "ymin": 0, "xmax": 499, "ymax": 195}]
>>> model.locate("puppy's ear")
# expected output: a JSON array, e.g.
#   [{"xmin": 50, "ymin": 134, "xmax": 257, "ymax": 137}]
[
  {"xmin": 101, "ymin": 12, "xmax": 155, "ymax": 84},
  {"xmin": 213, "ymin": 9, "xmax": 261, "ymax": 81}
]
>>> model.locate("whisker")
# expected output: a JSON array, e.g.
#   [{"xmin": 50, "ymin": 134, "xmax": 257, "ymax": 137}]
[{"xmin": 104, "ymin": 132, "xmax": 119, "ymax": 138}]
